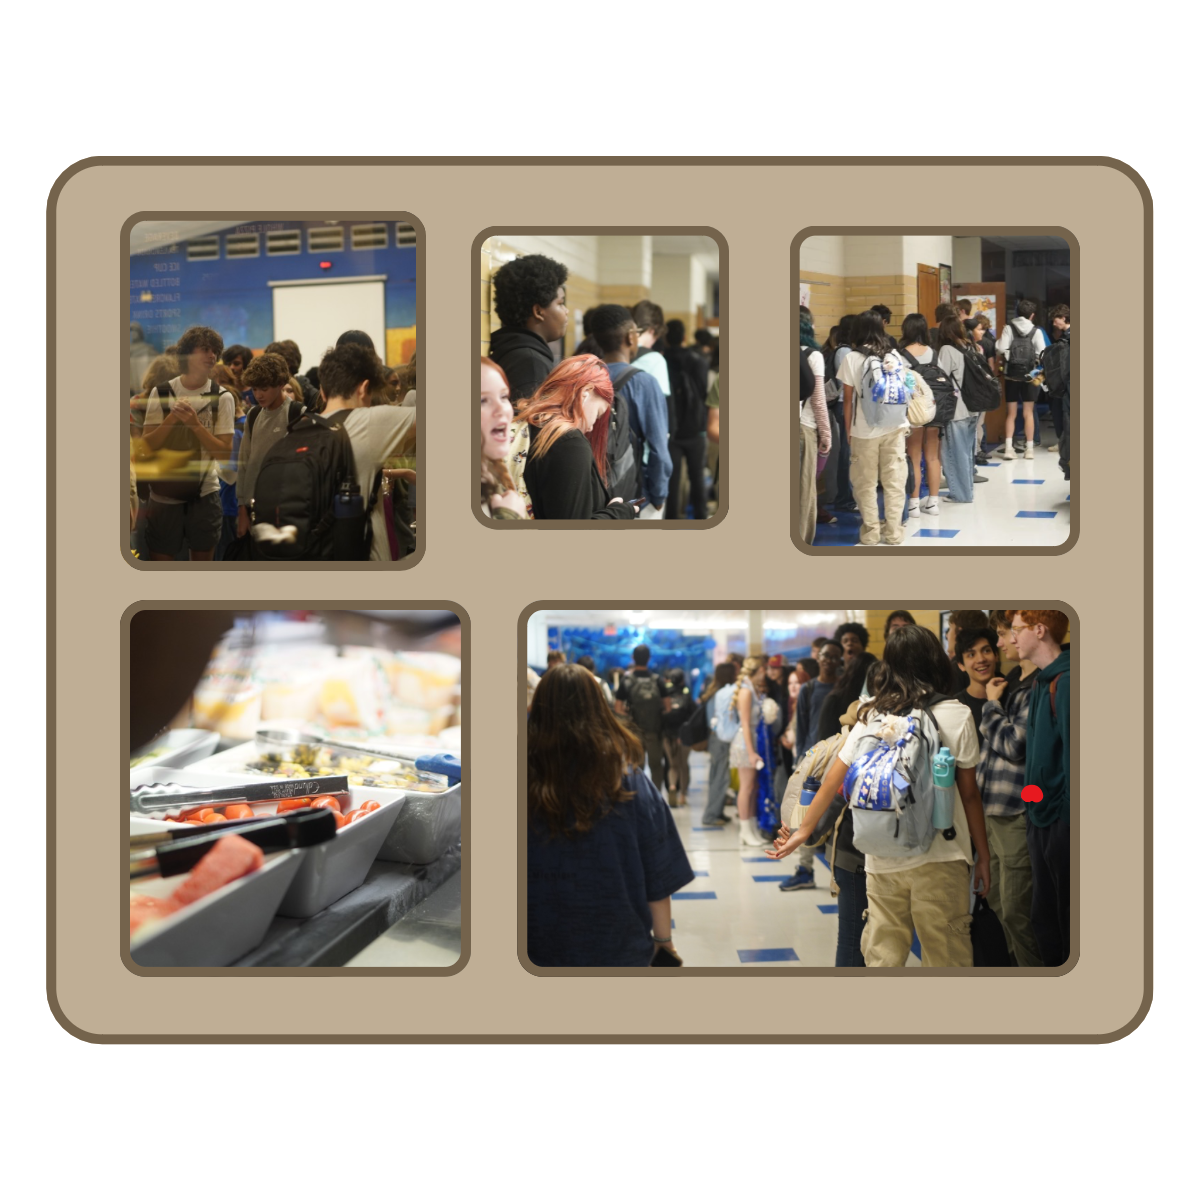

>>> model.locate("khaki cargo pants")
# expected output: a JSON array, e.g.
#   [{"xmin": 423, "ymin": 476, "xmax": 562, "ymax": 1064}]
[
  {"xmin": 862, "ymin": 860, "xmax": 974, "ymax": 967},
  {"xmin": 849, "ymin": 428, "xmax": 908, "ymax": 546}
]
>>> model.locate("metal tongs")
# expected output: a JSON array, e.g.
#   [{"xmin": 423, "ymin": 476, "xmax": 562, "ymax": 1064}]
[
  {"xmin": 129, "ymin": 774, "xmax": 352, "ymax": 816},
  {"xmin": 255, "ymin": 728, "xmax": 461, "ymax": 784}
]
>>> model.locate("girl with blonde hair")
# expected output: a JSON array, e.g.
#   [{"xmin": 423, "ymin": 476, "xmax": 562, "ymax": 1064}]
[{"xmin": 728, "ymin": 656, "xmax": 774, "ymax": 847}]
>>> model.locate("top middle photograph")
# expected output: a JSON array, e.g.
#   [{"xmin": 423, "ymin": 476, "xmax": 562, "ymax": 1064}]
[{"xmin": 477, "ymin": 231, "xmax": 726, "ymax": 527}]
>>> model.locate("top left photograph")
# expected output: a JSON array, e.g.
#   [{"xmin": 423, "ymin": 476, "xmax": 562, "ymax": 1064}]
[{"xmin": 125, "ymin": 217, "xmax": 421, "ymax": 566}]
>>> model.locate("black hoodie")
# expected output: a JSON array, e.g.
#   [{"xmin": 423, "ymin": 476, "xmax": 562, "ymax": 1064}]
[{"xmin": 489, "ymin": 327, "xmax": 555, "ymax": 402}]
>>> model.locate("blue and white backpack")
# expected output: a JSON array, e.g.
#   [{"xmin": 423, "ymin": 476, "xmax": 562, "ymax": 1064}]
[
  {"xmin": 857, "ymin": 351, "xmax": 915, "ymax": 431},
  {"xmin": 843, "ymin": 696, "xmax": 950, "ymax": 857}
]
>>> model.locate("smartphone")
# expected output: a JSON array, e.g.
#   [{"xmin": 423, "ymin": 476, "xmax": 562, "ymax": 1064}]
[{"xmin": 630, "ymin": 497, "xmax": 647, "ymax": 509}]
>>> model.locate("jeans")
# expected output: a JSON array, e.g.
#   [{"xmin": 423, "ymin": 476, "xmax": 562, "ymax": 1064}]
[
  {"xmin": 1026, "ymin": 817, "xmax": 1071, "ymax": 967},
  {"xmin": 666, "ymin": 432, "xmax": 708, "ymax": 519},
  {"xmin": 703, "ymin": 737, "xmax": 731, "ymax": 822},
  {"xmin": 834, "ymin": 865, "xmax": 868, "ymax": 967},
  {"xmin": 832, "ymin": 402, "xmax": 854, "ymax": 506},
  {"xmin": 942, "ymin": 417, "xmax": 977, "ymax": 502}
]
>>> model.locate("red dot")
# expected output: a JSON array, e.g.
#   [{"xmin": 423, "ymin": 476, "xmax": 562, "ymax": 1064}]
[{"xmin": 1022, "ymin": 785, "xmax": 1044, "ymax": 804}]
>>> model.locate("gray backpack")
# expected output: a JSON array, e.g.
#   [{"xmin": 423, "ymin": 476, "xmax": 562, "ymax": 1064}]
[{"xmin": 843, "ymin": 697, "xmax": 949, "ymax": 858}]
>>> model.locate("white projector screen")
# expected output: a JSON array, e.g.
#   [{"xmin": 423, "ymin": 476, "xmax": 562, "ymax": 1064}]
[{"xmin": 270, "ymin": 278, "xmax": 387, "ymax": 371}]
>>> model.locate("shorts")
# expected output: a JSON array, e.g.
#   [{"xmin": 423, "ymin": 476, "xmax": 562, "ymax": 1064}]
[
  {"xmin": 145, "ymin": 491, "xmax": 223, "ymax": 555},
  {"xmin": 1005, "ymin": 379, "xmax": 1039, "ymax": 406}
]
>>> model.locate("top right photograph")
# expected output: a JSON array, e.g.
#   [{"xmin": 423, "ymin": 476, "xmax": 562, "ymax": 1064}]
[{"xmin": 795, "ymin": 233, "xmax": 1072, "ymax": 551}]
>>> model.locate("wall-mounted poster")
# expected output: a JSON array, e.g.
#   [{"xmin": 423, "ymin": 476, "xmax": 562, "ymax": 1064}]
[
  {"xmin": 798, "ymin": 282, "xmax": 811, "ymax": 308},
  {"xmin": 958, "ymin": 293, "xmax": 999, "ymax": 334},
  {"xmin": 939, "ymin": 263, "xmax": 952, "ymax": 305}
]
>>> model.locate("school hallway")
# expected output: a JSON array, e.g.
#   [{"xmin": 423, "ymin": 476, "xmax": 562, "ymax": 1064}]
[
  {"xmin": 662, "ymin": 750, "xmax": 921, "ymax": 967},
  {"xmin": 814, "ymin": 433, "xmax": 1070, "ymax": 548}
]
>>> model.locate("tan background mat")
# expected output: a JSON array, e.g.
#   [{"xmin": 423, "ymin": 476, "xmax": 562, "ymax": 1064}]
[{"xmin": 49, "ymin": 159, "xmax": 1149, "ymax": 1041}]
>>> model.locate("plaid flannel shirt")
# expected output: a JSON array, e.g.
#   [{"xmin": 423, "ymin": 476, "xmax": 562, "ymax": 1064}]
[{"xmin": 976, "ymin": 677, "xmax": 1036, "ymax": 818}]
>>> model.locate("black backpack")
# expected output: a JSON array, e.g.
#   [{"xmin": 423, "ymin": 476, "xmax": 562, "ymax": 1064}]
[
  {"xmin": 958, "ymin": 345, "xmax": 1002, "ymax": 412},
  {"xmin": 900, "ymin": 347, "xmax": 958, "ymax": 427},
  {"xmin": 1040, "ymin": 332, "xmax": 1070, "ymax": 398},
  {"xmin": 623, "ymin": 671, "xmax": 663, "ymax": 733},
  {"xmin": 971, "ymin": 896, "xmax": 1012, "ymax": 967},
  {"xmin": 665, "ymin": 347, "xmax": 708, "ymax": 439},
  {"xmin": 1005, "ymin": 325, "xmax": 1040, "ymax": 380},
  {"xmin": 607, "ymin": 366, "xmax": 642, "ymax": 502},
  {"xmin": 151, "ymin": 380, "xmax": 230, "ymax": 500},
  {"xmin": 678, "ymin": 700, "xmax": 711, "ymax": 750},
  {"xmin": 248, "ymin": 408, "xmax": 360, "ymax": 560},
  {"xmin": 797, "ymin": 348, "xmax": 816, "ymax": 408}
]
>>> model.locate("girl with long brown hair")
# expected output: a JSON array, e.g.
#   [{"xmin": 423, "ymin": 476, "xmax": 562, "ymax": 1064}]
[
  {"xmin": 527, "ymin": 664, "xmax": 694, "ymax": 966},
  {"xmin": 516, "ymin": 355, "xmax": 638, "ymax": 521},
  {"xmin": 699, "ymin": 661, "xmax": 738, "ymax": 826}
]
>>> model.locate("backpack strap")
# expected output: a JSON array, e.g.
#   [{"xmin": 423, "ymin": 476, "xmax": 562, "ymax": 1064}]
[
  {"xmin": 611, "ymin": 365, "xmax": 641, "ymax": 395},
  {"xmin": 1048, "ymin": 676, "xmax": 1059, "ymax": 721}
]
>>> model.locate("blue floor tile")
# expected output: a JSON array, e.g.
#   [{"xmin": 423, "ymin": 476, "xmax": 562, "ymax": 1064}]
[
  {"xmin": 1016, "ymin": 511, "xmax": 1058, "ymax": 518},
  {"xmin": 737, "ymin": 947, "xmax": 800, "ymax": 963},
  {"xmin": 817, "ymin": 904, "xmax": 838, "ymax": 914},
  {"xmin": 691, "ymin": 826, "xmax": 724, "ymax": 832},
  {"xmin": 1012, "ymin": 479, "xmax": 1045, "ymax": 485},
  {"xmin": 673, "ymin": 891, "xmax": 717, "ymax": 900},
  {"xmin": 741, "ymin": 856, "xmax": 777, "ymax": 863},
  {"xmin": 752, "ymin": 875, "xmax": 793, "ymax": 883},
  {"xmin": 691, "ymin": 870, "xmax": 710, "ymax": 877},
  {"xmin": 912, "ymin": 528, "xmax": 959, "ymax": 538},
  {"xmin": 911, "ymin": 932, "xmax": 922, "ymax": 960}
]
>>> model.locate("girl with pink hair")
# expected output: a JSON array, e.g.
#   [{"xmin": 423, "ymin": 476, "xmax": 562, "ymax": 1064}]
[{"xmin": 516, "ymin": 355, "xmax": 639, "ymax": 521}]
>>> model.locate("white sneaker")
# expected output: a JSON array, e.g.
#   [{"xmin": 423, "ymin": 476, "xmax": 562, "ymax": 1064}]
[
  {"xmin": 997, "ymin": 445, "xmax": 1014, "ymax": 460},
  {"xmin": 1024, "ymin": 446, "xmax": 1035, "ymax": 459},
  {"xmin": 907, "ymin": 498, "xmax": 921, "ymax": 516},
  {"xmin": 920, "ymin": 498, "xmax": 940, "ymax": 515},
  {"xmin": 1044, "ymin": 442, "xmax": 1058, "ymax": 453}
]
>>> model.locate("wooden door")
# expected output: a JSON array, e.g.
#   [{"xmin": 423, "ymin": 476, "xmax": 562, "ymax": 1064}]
[
  {"xmin": 917, "ymin": 263, "xmax": 940, "ymax": 327},
  {"xmin": 953, "ymin": 283, "xmax": 1007, "ymax": 441}
]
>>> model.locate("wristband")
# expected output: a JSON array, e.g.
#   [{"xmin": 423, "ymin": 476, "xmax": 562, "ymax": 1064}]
[{"xmin": 652, "ymin": 935, "xmax": 673, "ymax": 944}]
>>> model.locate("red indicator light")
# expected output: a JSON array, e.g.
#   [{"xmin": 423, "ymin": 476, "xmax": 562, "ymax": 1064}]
[{"xmin": 319, "ymin": 260, "xmax": 333, "ymax": 269}]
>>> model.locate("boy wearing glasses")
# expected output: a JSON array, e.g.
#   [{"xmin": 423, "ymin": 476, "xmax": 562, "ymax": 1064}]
[
  {"xmin": 974, "ymin": 615, "xmax": 1044, "ymax": 966},
  {"xmin": 1009, "ymin": 609, "xmax": 1071, "ymax": 967}
]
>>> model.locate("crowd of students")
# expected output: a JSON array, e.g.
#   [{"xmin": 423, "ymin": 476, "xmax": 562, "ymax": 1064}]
[
  {"xmin": 479, "ymin": 253, "xmax": 719, "ymax": 522},
  {"xmin": 128, "ymin": 324, "xmax": 418, "ymax": 561},
  {"xmin": 526, "ymin": 609, "xmax": 1071, "ymax": 971},
  {"xmin": 798, "ymin": 299, "xmax": 1072, "ymax": 545}
]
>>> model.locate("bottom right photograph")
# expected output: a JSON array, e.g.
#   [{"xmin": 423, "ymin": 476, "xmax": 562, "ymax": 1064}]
[{"xmin": 522, "ymin": 607, "xmax": 1072, "ymax": 971}]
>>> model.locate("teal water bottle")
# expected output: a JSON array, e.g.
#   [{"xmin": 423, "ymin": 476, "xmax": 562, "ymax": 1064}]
[{"xmin": 931, "ymin": 747, "xmax": 956, "ymax": 830}]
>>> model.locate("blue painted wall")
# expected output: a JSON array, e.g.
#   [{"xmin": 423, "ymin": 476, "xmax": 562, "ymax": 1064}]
[{"xmin": 129, "ymin": 220, "xmax": 417, "ymax": 354}]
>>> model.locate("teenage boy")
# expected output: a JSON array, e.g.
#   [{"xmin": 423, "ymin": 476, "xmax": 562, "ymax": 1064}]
[
  {"xmin": 318, "ymin": 343, "xmax": 416, "ymax": 561},
  {"xmin": 975, "ymin": 614, "xmax": 1043, "ymax": 966},
  {"xmin": 954, "ymin": 626, "xmax": 1000, "ymax": 737},
  {"xmin": 236, "ymin": 353, "xmax": 301, "ymax": 539},
  {"xmin": 663, "ymin": 319, "xmax": 710, "ymax": 520},
  {"xmin": 1011, "ymin": 609, "xmax": 1071, "ymax": 968},
  {"xmin": 780, "ymin": 641, "xmax": 843, "ymax": 892},
  {"xmin": 615, "ymin": 645, "xmax": 667, "ymax": 791},
  {"xmin": 488, "ymin": 253, "xmax": 571, "ymax": 401},
  {"xmin": 835, "ymin": 621, "xmax": 869, "ymax": 664},
  {"xmin": 996, "ymin": 300, "xmax": 1047, "ymax": 460},
  {"xmin": 945, "ymin": 610, "xmax": 987, "ymax": 692},
  {"xmin": 591, "ymin": 304, "xmax": 671, "ymax": 519},
  {"xmin": 630, "ymin": 301, "xmax": 672, "ymax": 400},
  {"xmin": 1047, "ymin": 304, "xmax": 1071, "ymax": 478},
  {"xmin": 265, "ymin": 339, "xmax": 320, "ymax": 411},
  {"xmin": 140, "ymin": 325, "xmax": 236, "ymax": 561}
]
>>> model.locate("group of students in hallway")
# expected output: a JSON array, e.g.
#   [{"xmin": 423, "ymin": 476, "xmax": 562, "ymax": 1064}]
[
  {"xmin": 798, "ymin": 298, "xmax": 1072, "ymax": 545},
  {"xmin": 129, "ymin": 324, "xmax": 418, "ymax": 562},
  {"xmin": 525, "ymin": 609, "xmax": 1070, "ymax": 972},
  {"xmin": 479, "ymin": 252, "xmax": 719, "ymax": 523}
]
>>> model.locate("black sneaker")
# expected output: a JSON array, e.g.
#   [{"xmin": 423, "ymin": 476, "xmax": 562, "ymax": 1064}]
[
  {"xmin": 973, "ymin": 473, "xmax": 988, "ymax": 483},
  {"xmin": 702, "ymin": 815, "xmax": 731, "ymax": 826}
]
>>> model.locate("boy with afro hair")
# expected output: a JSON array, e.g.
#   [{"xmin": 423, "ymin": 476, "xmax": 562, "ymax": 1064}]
[{"xmin": 488, "ymin": 253, "xmax": 570, "ymax": 401}]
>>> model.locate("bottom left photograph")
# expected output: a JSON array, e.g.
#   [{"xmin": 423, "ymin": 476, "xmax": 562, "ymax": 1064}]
[{"xmin": 125, "ymin": 607, "xmax": 464, "ymax": 971}]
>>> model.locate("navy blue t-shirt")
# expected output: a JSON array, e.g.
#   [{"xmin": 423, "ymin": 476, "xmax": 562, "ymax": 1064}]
[{"xmin": 527, "ymin": 768, "xmax": 695, "ymax": 967}]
